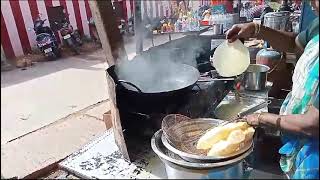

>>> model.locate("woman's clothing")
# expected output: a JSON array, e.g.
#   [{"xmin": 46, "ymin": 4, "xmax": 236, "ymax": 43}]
[
  {"xmin": 297, "ymin": 17, "xmax": 319, "ymax": 48},
  {"xmin": 279, "ymin": 34, "xmax": 319, "ymax": 179}
]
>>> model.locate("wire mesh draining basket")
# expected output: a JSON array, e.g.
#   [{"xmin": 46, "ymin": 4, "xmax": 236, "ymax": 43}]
[{"xmin": 161, "ymin": 114, "xmax": 253, "ymax": 163}]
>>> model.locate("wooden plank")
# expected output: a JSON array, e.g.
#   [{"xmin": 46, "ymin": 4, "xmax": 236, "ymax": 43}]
[
  {"xmin": 88, "ymin": 0, "xmax": 130, "ymax": 161},
  {"xmin": 59, "ymin": 130, "xmax": 164, "ymax": 179},
  {"xmin": 24, "ymin": 163, "xmax": 59, "ymax": 179},
  {"xmin": 43, "ymin": 169, "xmax": 80, "ymax": 179},
  {"xmin": 103, "ymin": 110, "xmax": 112, "ymax": 130}
]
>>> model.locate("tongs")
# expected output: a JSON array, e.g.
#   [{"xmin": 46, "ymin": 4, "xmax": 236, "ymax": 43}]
[{"xmin": 217, "ymin": 100, "xmax": 271, "ymax": 127}]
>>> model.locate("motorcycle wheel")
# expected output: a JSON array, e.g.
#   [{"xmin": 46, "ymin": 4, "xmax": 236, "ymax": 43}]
[
  {"xmin": 76, "ymin": 37, "xmax": 83, "ymax": 46},
  {"xmin": 73, "ymin": 31, "xmax": 83, "ymax": 46},
  {"xmin": 47, "ymin": 52, "xmax": 57, "ymax": 61},
  {"xmin": 66, "ymin": 38, "xmax": 80, "ymax": 55},
  {"xmin": 53, "ymin": 47, "xmax": 61, "ymax": 58}
]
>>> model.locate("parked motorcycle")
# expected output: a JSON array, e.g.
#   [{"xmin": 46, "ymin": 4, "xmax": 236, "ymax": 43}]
[
  {"xmin": 56, "ymin": 18, "xmax": 82, "ymax": 54},
  {"xmin": 30, "ymin": 16, "xmax": 61, "ymax": 60},
  {"xmin": 127, "ymin": 16, "xmax": 134, "ymax": 35},
  {"xmin": 116, "ymin": 17, "xmax": 126, "ymax": 35}
]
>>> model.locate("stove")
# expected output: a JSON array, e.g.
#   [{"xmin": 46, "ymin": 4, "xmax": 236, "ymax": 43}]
[
  {"xmin": 107, "ymin": 62, "xmax": 234, "ymax": 160},
  {"xmin": 106, "ymin": 35, "xmax": 235, "ymax": 160}
]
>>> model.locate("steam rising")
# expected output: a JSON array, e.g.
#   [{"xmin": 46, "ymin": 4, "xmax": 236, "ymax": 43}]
[{"xmin": 115, "ymin": 36, "xmax": 207, "ymax": 93}]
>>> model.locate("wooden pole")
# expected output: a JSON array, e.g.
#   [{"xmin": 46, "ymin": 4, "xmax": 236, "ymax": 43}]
[
  {"xmin": 89, "ymin": 0, "xmax": 130, "ymax": 161},
  {"xmin": 134, "ymin": 0, "xmax": 143, "ymax": 54},
  {"xmin": 89, "ymin": 0, "xmax": 128, "ymax": 64}
]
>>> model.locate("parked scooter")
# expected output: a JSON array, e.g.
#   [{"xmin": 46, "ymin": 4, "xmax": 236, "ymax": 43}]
[
  {"xmin": 30, "ymin": 16, "xmax": 61, "ymax": 60},
  {"xmin": 56, "ymin": 17, "xmax": 82, "ymax": 54}
]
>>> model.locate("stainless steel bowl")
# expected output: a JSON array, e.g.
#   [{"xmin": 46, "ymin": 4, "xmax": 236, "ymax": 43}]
[
  {"xmin": 211, "ymin": 24, "xmax": 224, "ymax": 35},
  {"xmin": 263, "ymin": 11, "xmax": 290, "ymax": 31},
  {"xmin": 151, "ymin": 130, "xmax": 253, "ymax": 179}
]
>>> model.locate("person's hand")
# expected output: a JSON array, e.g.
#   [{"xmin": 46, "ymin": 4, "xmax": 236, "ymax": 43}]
[
  {"xmin": 226, "ymin": 22, "xmax": 256, "ymax": 43},
  {"xmin": 243, "ymin": 113, "xmax": 261, "ymax": 126}
]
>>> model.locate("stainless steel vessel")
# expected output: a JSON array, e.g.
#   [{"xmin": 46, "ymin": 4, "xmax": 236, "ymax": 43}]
[
  {"xmin": 243, "ymin": 64, "xmax": 270, "ymax": 91},
  {"xmin": 263, "ymin": 11, "xmax": 290, "ymax": 31},
  {"xmin": 151, "ymin": 130, "xmax": 253, "ymax": 179},
  {"xmin": 256, "ymin": 48, "xmax": 281, "ymax": 68},
  {"xmin": 211, "ymin": 24, "xmax": 223, "ymax": 35}
]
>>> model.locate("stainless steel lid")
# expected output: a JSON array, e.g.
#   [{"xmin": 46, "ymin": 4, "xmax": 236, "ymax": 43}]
[{"xmin": 264, "ymin": 11, "xmax": 290, "ymax": 18}]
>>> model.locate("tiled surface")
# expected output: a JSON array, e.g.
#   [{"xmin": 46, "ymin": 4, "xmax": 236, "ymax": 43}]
[{"xmin": 60, "ymin": 130, "xmax": 165, "ymax": 179}]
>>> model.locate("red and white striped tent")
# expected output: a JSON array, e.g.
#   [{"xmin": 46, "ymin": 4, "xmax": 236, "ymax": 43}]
[{"xmin": 1, "ymin": 0, "xmax": 211, "ymax": 59}]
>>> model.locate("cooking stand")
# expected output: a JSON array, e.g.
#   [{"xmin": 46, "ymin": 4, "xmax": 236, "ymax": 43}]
[{"xmin": 59, "ymin": 79, "xmax": 285, "ymax": 179}]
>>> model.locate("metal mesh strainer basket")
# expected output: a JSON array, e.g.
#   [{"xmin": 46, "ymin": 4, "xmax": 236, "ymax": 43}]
[
  {"xmin": 162, "ymin": 115, "xmax": 212, "ymax": 145},
  {"xmin": 162, "ymin": 114, "xmax": 220, "ymax": 155},
  {"xmin": 161, "ymin": 114, "xmax": 253, "ymax": 163},
  {"xmin": 161, "ymin": 114, "xmax": 192, "ymax": 145}
]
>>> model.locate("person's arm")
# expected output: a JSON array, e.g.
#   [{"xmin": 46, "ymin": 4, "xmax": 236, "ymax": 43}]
[
  {"xmin": 257, "ymin": 25, "xmax": 304, "ymax": 54},
  {"xmin": 245, "ymin": 105, "xmax": 319, "ymax": 138},
  {"xmin": 260, "ymin": 106, "xmax": 319, "ymax": 138},
  {"xmin": 226, "ymin": 22, "xmax": 304, "ymax": 54}
]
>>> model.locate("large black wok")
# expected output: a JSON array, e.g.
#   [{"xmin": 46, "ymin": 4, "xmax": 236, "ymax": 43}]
[
  {"xmin": 107, "ymin": 56, "xmax": 236, "ymax": 114},
  {"xmin": 110, "ymin": 58, "xmax": 200, "ymax": 94},
  {"xmin": 107, "ymin": 58, "xmax": 200, "ymax": 114}
]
